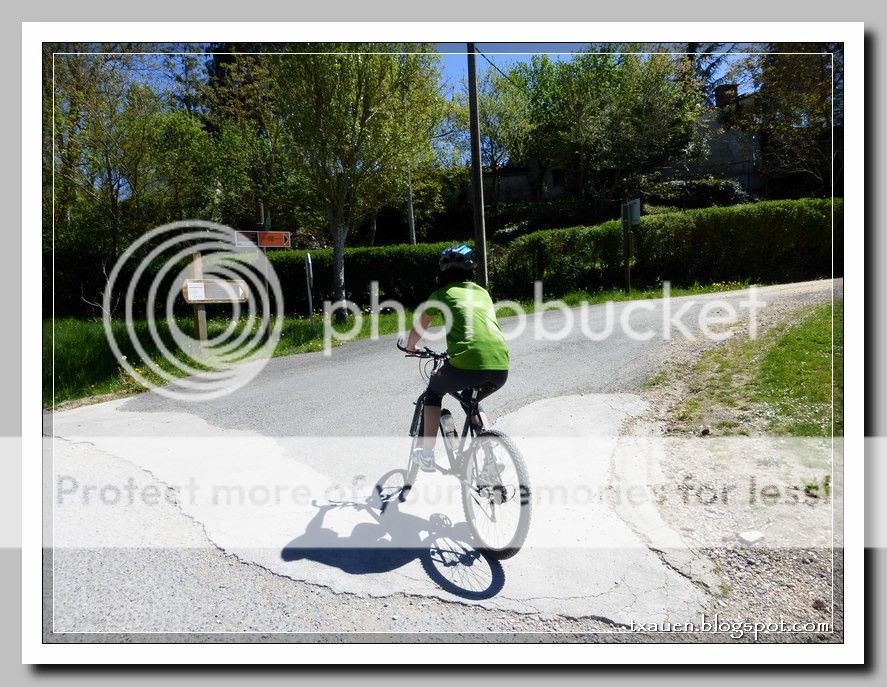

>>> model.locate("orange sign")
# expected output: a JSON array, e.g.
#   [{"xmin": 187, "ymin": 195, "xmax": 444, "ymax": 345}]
[
  {"xmin": 234, "ymin": 231, "xmax": 292, "ymax": 249},
  {"xmin": 259, "ymin": 231, "xmax": 291, "ymax": 248}
]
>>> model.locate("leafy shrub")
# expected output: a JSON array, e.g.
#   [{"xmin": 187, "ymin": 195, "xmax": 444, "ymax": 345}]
[
  {"xmin": 642, "ymin": 204, "xmax": 681, "ymax": 216},
  {"xmin": 47, "ymin": 199, "xmax": 841, "ymax": 317},
  {"xmin": 641, "ymin": 176, "xmax": 752, "ymax": 209},
  {"xmin": 266, "ymin": 241, "xmax": 458, "ymax": 313},
  {"xmin": 490, "ymin": 221, "xmax": 623, "ymax": 298}
]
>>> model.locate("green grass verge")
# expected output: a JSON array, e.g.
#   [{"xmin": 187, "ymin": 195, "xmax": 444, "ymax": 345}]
[
  {"xmin": 44, "ymin": 310, "xmax": 409, "ymax": 407},
  {"xmin": 45, "ymin": 279, "xmax": 763, "ymax": 408},
  {"xmin": 669, "ymin": 300, "xmax": 843, "ymax": 437},
  {"xmin": 758, "ymin": 299, "xmax": 843, "ymax": 436}
]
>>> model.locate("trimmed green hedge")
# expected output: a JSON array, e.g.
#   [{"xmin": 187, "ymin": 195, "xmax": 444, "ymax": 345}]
[
  {"xmin": 490, "ymin": 198, "xmax": 841, "ymax": 298},
  {"xmin": 490, "ymin": 220, "xmax": 624, "ymax": 298},
  {"xmin": 632, "ymin": 198, "xmax": 841, "ymax": 286},
  {"xmin": 47, "ymin": 199, "xmax": 841, "ymax": 317}
]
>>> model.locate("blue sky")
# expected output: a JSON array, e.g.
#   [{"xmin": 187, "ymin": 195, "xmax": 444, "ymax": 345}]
[
  {"xmin": 122, "ymin": 43, "xmax": 749, "ymax": 105},
  {"xmin": 435, "ymin": 42, "xmax": 588, "ymax": 93},
  {"xmin": 433, "ymin": 43, "xmax": 749, "ymax": 97}
]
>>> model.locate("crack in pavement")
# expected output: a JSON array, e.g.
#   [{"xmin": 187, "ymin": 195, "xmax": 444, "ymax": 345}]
[
  {"xmin": 54, "ymin": 435, "xmax": 638, "ymax": 625},
  {"xmin": 601, "ymin": 426, "xmax": 720, "ymax": 598}
]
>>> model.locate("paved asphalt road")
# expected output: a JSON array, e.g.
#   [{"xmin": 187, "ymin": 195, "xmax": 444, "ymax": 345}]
[
  {"xmin": 68, "ymin": 279, "xmax": 840, "ymax": 437},
  {"xmin": 47, "ymin": 280, "xmax": 841, "ymax": 638}
]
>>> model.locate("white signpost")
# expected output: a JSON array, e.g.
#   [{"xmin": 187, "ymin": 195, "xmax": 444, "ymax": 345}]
[
  {"xmin": 182, "ymin": 279, "xmax": 249, "ymax": 304},
  {"xmin": 185, "ymin": 230, "xmax": 291, "ymax": 347},
  {"xmin": 185, "ymin": 252, "xmax": 251, "ymax": 348},
  {"xmin": 185, "ymin": 280, "xmax": 205, "ymax": 303},
  {"xmin": 621, "ymin": 198, "xmax": 641, "ymax": 226}
]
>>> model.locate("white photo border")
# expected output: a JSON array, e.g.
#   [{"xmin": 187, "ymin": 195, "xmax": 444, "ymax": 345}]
[{"xmin": 23, "ymin": 20, "xmax": 864, "ymax": 664}]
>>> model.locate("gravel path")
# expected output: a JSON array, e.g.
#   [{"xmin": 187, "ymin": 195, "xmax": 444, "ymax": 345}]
[{"xmin": 626, "ymin": 279, "xmax": 843, "ymax": 642}]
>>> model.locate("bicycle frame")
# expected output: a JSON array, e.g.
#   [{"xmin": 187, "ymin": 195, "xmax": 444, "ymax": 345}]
[
  {"xmin": 408, "ymin": 387, "xmax": 484, "ymax": 477},
  {"xmin": 397, "ymin": 340, "xmax": 530, "ymax": 558}
]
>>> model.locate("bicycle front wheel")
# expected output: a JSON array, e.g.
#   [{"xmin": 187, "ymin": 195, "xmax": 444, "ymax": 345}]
[{"xmin": 461, "ymin": 429, "xmax": 532, "ymax": 560}]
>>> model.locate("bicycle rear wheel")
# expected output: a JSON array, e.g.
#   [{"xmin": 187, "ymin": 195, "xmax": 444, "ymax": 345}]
[{"xmin": 461, "ymin": 429, "xmax": 532, "ymax": 560}]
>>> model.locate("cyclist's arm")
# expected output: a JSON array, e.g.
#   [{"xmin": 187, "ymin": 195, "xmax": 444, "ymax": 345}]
[{"xmin": 405, "ymin": 313, "xmax": 434, "ymax": 353}]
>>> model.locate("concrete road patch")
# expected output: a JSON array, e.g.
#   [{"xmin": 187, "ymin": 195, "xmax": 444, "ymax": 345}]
[{"xmin": 52, "ymin": 393, "xmax": 709, "ymax": 629}]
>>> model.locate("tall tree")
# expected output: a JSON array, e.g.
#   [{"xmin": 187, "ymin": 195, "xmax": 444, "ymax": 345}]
[
  {"xmin": 682, "ymin": 43, "xmax": 738, "ymax": 105},
  {"xmin": 153, "ymin": 108, "xmax": 215, "ymax": 221},
  {"xmin": 52, "ymin": 52, "xmax": 157, "ymax": 256},
  {"xmin": 472, "ymin": 67, "xmax": 531, "ymax": 206},
  {"xmin": 203, "ymin": 53, "xmax": 293, "ymax": 228},
  {"xmin": 160, "ymin": 46, "xmax": 208, "ymax": 115},
  {"xmin": 554, "ymin": 52, "xmax": 619, "ymax": 198},
  {"xmin": 273, "ymin": 45, "xmax": 444, "ymax": 306},
  {"xmin": 595, "ymin": 52, "xmax": 707, "ymax": 198},
  {"xmin": 725, "ymin": 43, "xmax": 841, "ymax": 195},
  {"xmin": 508, "ymin": 55, "xmax": 570, "ymax": 200}
]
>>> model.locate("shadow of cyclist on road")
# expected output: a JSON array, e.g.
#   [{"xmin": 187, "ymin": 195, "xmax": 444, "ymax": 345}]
[{"xmin": 280, "ymin": 469, "xmax": 505, "ymax": 600}]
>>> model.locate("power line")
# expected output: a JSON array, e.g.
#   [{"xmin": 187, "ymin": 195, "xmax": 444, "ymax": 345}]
[{"xmin": 476, "ymin": 50, "xmax": 532, "ymax": 101}]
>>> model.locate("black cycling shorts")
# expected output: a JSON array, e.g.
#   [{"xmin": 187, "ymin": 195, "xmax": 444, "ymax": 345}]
[{"xmin": 423, "ymin": 362, "xmax": 508, "ymax": 409}]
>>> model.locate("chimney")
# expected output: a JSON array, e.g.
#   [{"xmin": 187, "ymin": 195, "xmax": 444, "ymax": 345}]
[{"xmin": 714, "ymin": 83, "xmax": 739, "ymax": 107}]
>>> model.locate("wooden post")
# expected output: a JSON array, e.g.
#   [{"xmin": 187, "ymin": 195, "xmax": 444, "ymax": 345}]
[
  {"xmin": 621, "ymin": 200, "xmax": 631, "ymax": 295},
  {"xmin": 190, "ymin": 252, "xmax": 208, "ymax": 348},
  {"xmin": 622, "ymin": 222, "xmax": 631, "ymax": 294}
]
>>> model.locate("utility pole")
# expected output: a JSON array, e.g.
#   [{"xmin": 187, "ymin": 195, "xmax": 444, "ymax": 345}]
[{"xmin": 467, "ymin": 42, "xmax": 488, "ymax": 287}]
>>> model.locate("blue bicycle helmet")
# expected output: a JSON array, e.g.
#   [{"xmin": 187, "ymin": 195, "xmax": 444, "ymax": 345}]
[{"xmin": 439, "ymin": 243, "xmax": 476, "ymax": 272}]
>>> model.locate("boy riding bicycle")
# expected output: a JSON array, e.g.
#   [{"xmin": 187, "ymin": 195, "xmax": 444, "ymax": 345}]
[{"xmin": 404, "ymin": 244, "xmax": 510, "ymax": 472}]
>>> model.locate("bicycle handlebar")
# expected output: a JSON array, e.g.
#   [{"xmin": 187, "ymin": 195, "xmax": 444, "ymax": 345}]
[{"xmin": 396, "ymin": 339, "xmax": 448, "ymax": 360}]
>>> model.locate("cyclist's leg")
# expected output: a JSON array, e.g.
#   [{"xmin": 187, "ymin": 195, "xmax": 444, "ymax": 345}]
[
  {"xmin": 470, "ymin": 370, "xmax": 509, "ymax": 429},
  {"xmin": 421, "ymin": 364, "xmax": 454, "ymax": 453},
  {"xmin": 423, "ymin": 363, "xmax": 486, "ymax": 451}
]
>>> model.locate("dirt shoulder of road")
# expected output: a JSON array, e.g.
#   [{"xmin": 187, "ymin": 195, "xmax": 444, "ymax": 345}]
[{"xmin": 624, "ymin": 282, "xmax": 842, "ymax": 641}]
